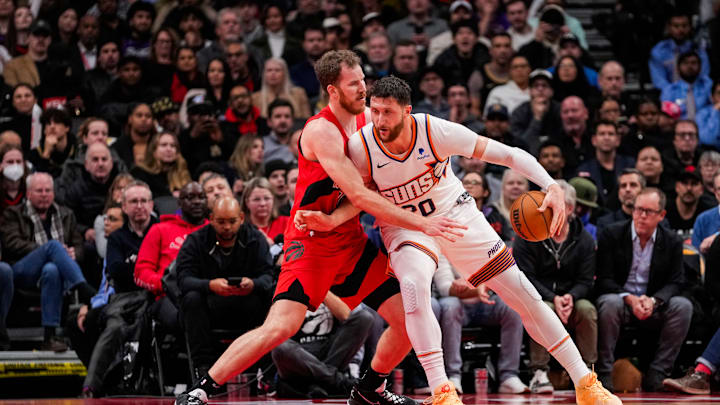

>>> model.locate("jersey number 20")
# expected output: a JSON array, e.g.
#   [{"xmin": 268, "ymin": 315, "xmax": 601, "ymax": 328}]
[{"xmin": 402, "ymin": 198, "xmax": 436, "ymax": 216}]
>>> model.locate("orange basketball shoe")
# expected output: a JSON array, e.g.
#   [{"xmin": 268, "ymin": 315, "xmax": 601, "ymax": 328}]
[
  {"xmin": 576, "ymin": 372, "xmax": 622, "ymax": 405},
  {"xmin": 423, "ymin": 381, "xmax": 463, "ymax": 405}
]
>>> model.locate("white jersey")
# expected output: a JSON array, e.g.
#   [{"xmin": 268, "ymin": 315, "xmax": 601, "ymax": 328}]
[{"xmin": 347, "ymin": 113, "xmax": 478, "ymax": 222}]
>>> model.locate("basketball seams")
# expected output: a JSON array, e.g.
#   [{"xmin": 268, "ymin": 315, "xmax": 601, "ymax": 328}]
[
  {"xmin": 527, "ymin": 191, "xmax": 552, "ymax": 237},
  {"xmin": 519, "ymin": 194, "xmax": 539, "ymax": 241}
]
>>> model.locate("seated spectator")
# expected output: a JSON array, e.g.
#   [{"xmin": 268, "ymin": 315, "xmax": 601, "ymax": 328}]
[
  {"xmin": 179, "ymin": 95, "xmax": 238, "ymax": 175},
  {"xmin": 595, "ymin": 188, "xmax": 692, "ymax": 392},
  {"xmin": 597, "ymin": 169, "xmax": 645, "ymax": 230},
  {"xmin": 446, "ymin": 83, "xmax": 483, "ymax": 134},
  {"xmin": 176, "ymin": 196, "xmax": 273, "ymax": 378},
  {"xmin": 636, "ymin": 146, "xmax": 673, "ymax": 196},
  {"xmin": 484, "ymin": 104, "xmax": 526, "ymax": 152},
  {"xmin": 660, "ymin": 51, "xmax": 713, "ymax": 120},
  {"xmin": 386, "ymin": 0, "xmax": 448, "ymax": 47},
  {"xmin": 692, "ymin": 172, "xmax": 720, "ymax": 253},
  {"xmin": 262, "ymin": 99, "xmax": 296, "ymax": 164},
  {"xmin": 252, "ymin": 58, "xmax": 311, "ymax": 119},
  {"xmin": 698, "ymin": 151, "xmax": 720, "ymax": 204},
  {"xmin": 552, "ymin": 96, "xmax": 593, "ymax": 175},
  {"xmin": 57, "ymin": 118, "xmax": 127, "ymax": 195},
  {"xmin": 202, "ymin": 173, "xmax": 234, "ymax": 210},
  {"xmin": 470, "ymin": 32, "xmax": 512, "ymax": 115},
  {"xmin": 135, "ymin": 181, "xmax": 208, "ymax": 328},
  {"xmin": 272, "ymin": 292, "xmax": 370, "ymax": 397},
  {"xmin": 225, "ymin": 40, "xmax": 261, "ymax": 92},
  {"xmin": 145, "ymin": 28, "xmax": 179, "ymax": 93},
  {"xmin": 80, "ymin": 39, "xmax": 120, "ymax": 116},
  {"xmin": 433, "ymin": 19, "xmax": 488, "ymax": 88},
  {"xmin": 242, "ymin": 177, "xmax": 289, "ymax": 244},
  {"xmin": 537, "ymin": 140, "xmax": 567, "ymax": 182},
  {"xmin": 484, "ymin": 55, "xmax": 531, "ymax": 115},
  {"xmin": 290, "ymin": 26, "xmax": 326, "ymax": 102},
  {"xmin": 248, "ymin": 4, "xmax": 304, "ymax": 70},
  {"xmin": 413, "ymin": 67, "xmax": 449, "ymax": 117},
  {"xmin": 106, "ymin": 181, "xmax": 158, "ymax": 294},
  {"xmin": 94, "ymin": 174, "xmax": 134, "ymax": 260},
  {"xmin": 3, "ymin": 20, "xmax": 52, "ymax": 89},
  {"xmin": 2, "ymin": 172, "xmax": 96, "ymax": 351},
  {"xmin": 595, "ymin": 98, "xmax": 625, "ymax": 135},
  {"xmin": 181, "ymin": 58, "xmax": 232, "ymax": 123},
  {"xmin": 191, "ymin": 8, "xmax": 239, "ymax": 72},
  {"xmin": 515, "ymin": 180, "xmax": 596, "ymax": 394},
  {"xmin": 528, "ymin": 1, "xmax": 588, "ymax": 50},
  {"xmin": 28, "ymin": 108, "xmax": 76, "ymax": 178},
  {"xmin": 57, "ymin": 143, "xmax": 119, "ymax": 243},
  {"xmin": 171, "ymin": 46, "xmax": 205, "ymax": 105},
  {"xmin": 510, "ymin": 69, "xmax": 562, "ymax": 156},
  {"xmin": 122, "ymin": 1, "xmax": 155, "ymax": 59},
  {"xmin": 100, "ymin": 55, "xmax": 162, "ymax": 114},
  {"xmin": 662, "ymin": 120, "xmax": 702, "ymax": 185},
  {"xmin": 0, "ymin": 143, "xmax": 29, "ymax": 220},
  {"xmin": 152, "ymin": 97, "xmax": 182, "ymax": 137},
  {"xmin": 219, "ymin": 84, "xmax": 262, "ymax": 137},
  {"xmin": 665, "ymin": 167, "xmax": 714, "ymax": 240},
  {"xmin": 112, "ymin": 103, "xmax": 157, "ymax": 168},
  {"xmin": 697, "ymin": 80, "xmax": 720, "ymax": 149},
  {"xmin": 569, "ymin": 177, "xmax": 599, "ymax": 240},
  {"xmin": 131, "ymin": 132, "xmax": 192, "ymax": 198},
  {"xmin": 506, "ymin": 0, "xmax": 533, "ymax": 51},
  {"xmin": 547, "ymin": 34, "xmax": 599, "ymax": 88},
  {"xmin": 576, "ymin": 121, "xmax": 635, "ymax": 206},
  {"xmin": 389, "ymin": 40, "xmax": 421, "ymax": 103},
  {"xmin": 491, "ymin": 169, "xmax": 528, "ymax": 224},
  {"xmin": 278, "ymin": 165, "xmax": 298, "ymax": 216},
  {"xmin": 550, "ymin": 56, "xmax": 599, "ymax": 103},
  {"xmin": 362, "ymin": 33, "xmax": 392, "ymax": 80},
  {"xmin": 663, "ymin": 326, "xmax": 720, "ymax": 394},
  {"xmin": 649, "ymin": 11, "xmax": 710, "ymax": 91},
  {"xmin": 264, "ymin": 159, "xmax": 289, "ymax": 211},
  {"xmin": 597, "ymin": 61, "xmax": 630, "ymax": 113},
  {"xmin": 229, "ymin": 135, "xmax": 264, "ymax": 195},
  {"xmin": 518, "ymin": 6, "xmax": 564, "ymax": 69},
  {"xmin": 620, "ymin": 98, "xmax": 666, "ymax": 158},
  {"xmin": 0, "ymin": 84, "xmax": 42, "ymax": 155}
]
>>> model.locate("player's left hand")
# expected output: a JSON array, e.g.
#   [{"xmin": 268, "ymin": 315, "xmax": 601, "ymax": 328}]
[
  {"xmin": 538, "ymin": 183, "xmax": 566, "ymax": 237},
  {"xmin": 294, "ymin": 210, "xmax": 336, "ymax": 232}
]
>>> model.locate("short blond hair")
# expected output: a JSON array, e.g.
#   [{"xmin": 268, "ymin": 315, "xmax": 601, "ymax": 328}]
[{"xmin": 314, "ymin": 50, "xmax": 361, "ymax": 91}]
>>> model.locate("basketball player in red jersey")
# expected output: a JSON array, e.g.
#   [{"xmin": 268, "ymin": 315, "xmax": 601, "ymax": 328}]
[{"xmin": 175, "ymin": 51, "xmax": 465, "ymax": 405}]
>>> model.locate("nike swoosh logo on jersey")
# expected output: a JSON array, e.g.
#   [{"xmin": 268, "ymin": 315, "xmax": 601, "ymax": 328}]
[{"xmin": 377, "ymin": 162, "xmax": 391, "ymax": 168}]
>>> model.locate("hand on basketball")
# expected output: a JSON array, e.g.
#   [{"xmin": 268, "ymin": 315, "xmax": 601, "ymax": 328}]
[
  {"xmin": 538, "ymin": 183, "xmax": 566, "ymax": 237},
  {"xmin": 422, "ymin": 216, "xmax": 467, "ymax": 242},
  {"xmin": 294, "ymin": 210, "xmax": 336, "ymax": 232}
]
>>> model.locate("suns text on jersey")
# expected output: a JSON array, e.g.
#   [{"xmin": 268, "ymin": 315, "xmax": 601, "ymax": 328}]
[{"xmin": 379, "ymin": 159, "xmax": 449, "ymax": 204}]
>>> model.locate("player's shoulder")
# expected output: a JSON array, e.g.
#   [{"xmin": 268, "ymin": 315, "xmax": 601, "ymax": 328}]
[{"xmin": 303, "ymin": 117, "xmax": 343, "ymax": 144}]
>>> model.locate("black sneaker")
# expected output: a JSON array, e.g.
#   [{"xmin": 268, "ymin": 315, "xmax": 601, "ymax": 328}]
[
  {"xmin": 348, "ymin": 385, "xmax": 418, "ymax": 405},
  {"xmin": 174, "ymin": 388, "xmax": 208, "ymax": 405}
]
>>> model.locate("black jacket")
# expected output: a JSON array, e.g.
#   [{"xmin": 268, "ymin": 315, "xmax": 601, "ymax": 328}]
[
  {"xmin": 56, "ymin": 165, "xmax": 119, "ymax": 234},
  {"xmin": 596, "ymin": 219, "xmax": 684, "ymax": 304},
  {"xmin": 514, "ymin": 217, "xmax": 595, "ymax": 302},
  {"xmin": 176, "ymin": 223, "xmax": 274, "ymax": 297},
  {"xmin": 432, "ymin": 43, "xmax": 489, "ymax": 87},
  {"xmin": 106, "ymin": 217, "xmax": 159, "ymax": 293},
  {"xmin": 509, "ymin": 99, "xmax": 563, "ymax": 156}
]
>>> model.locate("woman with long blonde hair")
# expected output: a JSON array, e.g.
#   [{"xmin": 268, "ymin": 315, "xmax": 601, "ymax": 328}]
[
  {"xmin": 130, "ymin": 132, "xmax": 191, "ymax": 197},
  {"xmin": 241, "ymin": 177, "xmax": 289, "ymax": 243},
  {"xmin": 251, "ymin": 58, "xmax": 311, "ymax": 119},
  {"xmin": 491, "ymin": 169, "xmax": 529, "ymax": 223},
  {"xmin": 228, "ymin": 135, "xmax": 263, "ymax": 195}
]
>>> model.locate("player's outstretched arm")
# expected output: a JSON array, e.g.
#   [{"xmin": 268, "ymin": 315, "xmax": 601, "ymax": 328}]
[
  {"xmin": 303, "ymin": 120, "xmax": 466, "ymax": 241},
  {"xmin": 473, "ymin": 136, "xmax": 565, "ymax": 236},
  {"xmin": 294, "ymin": 196, "xmax": 361, "ymax": 232}
]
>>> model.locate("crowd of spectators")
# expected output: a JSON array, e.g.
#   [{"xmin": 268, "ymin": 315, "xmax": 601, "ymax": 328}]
[{"xmin": 0, "ymin": 0, "xmax": 719, "ymax": 399}]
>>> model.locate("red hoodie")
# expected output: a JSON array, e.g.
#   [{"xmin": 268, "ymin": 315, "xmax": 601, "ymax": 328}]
[{"xmin": 135, "ymin": 214, "xmax": 209, "ymax": 296}]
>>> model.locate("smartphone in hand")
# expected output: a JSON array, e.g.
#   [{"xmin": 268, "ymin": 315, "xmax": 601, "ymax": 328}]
[{"xmin": 227, "ymin": 276, "xmax": 244, "ymax": 286}]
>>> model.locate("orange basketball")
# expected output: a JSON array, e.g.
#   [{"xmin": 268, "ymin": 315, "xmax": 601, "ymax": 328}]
[{"xmin": 509, "ymin": 191, "xmax": 553, "ymax": 242}]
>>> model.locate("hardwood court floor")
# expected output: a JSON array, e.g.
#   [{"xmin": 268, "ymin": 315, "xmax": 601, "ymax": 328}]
[{"xmin": 4, "ymin": 392, "xmax": 720, "ymax": 404}]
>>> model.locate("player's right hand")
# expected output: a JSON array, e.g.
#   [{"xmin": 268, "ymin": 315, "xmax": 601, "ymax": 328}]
[
  {"xmin": 422, "ymin": 216, "xmax": 467, "ymax": 242},
  {"xmin": 294, "ymin": 210, "xmax": 337, "ymax": 232}
]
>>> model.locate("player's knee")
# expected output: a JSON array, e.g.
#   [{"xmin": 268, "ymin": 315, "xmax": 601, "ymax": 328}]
[{"xmin": 400, "ymin": 278, "xmax": 418, "ymax": 314}]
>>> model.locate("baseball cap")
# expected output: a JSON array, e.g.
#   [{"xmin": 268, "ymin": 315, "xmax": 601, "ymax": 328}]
[
  {"xmin": 323, "ymin": 17, "xmax": 341, "ymax": 30},
  {"xmin": 362, "ymin": 12, "xmax": 382, "ymax": 24},
  {"xmin": 677, "ymin": 166, "xmax": 701, "ymax": 183},
  {"xmin": 569, "ymin": 177, "xmax": 599, "ymax": 208},
  {"xmin": 485, "ymin": 104, "xmax": 509, "ymax": 120},
  {"xmin": 265, "ymin": 159, "xmax": 289, "ymax": 176},
  {"xmin": 559, "ymin": 33, "xmax": 580, "ymax": 47},
  {"xmin": 30, "ymin": 20, "xmax": 52, "ymax": 36},
  {"xmin": 540, "ymin": 5, "xmax": 565, "ymax": 26},
  {"xmin": 152, "ymin": 97, "xmax": 179, "ymax": 118},
  {"xmin": 449, "ymin": 0, "xmax": 473, "ymax": 13},
  {"xmin": 187, "ymin": 94, "xmax": 213, "ymax": 115},
  {"xmin": 529, "ymin": 69, "xmax": 552, "ymax": 85},
  {"xmin": 661, "ymin": 101, "xmax": 682, "ymax": 120}
]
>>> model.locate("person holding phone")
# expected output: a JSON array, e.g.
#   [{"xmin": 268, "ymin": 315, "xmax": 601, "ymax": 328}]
[{"xmin": 176, "ymin": 195, "xmax": 274, "ymax": 380}]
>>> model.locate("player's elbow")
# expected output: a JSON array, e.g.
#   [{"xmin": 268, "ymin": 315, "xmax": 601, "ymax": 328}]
[{"xmin": 346, "ymin": 189, "xmax": 370, "ymax": 209}]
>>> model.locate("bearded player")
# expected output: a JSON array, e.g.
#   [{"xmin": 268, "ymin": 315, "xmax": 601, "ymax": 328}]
[
  {"xmin": 175, "ymin": 52, "xmax": 467, "ymax": 405},
  {"xmin": 295, "ymin": 76, "xmax": 622, "ymax": 405}
]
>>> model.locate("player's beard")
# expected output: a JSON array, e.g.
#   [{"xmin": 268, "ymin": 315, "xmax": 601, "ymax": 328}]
[
  {"xmin": 379, "ymin": 116, "xmax": 405, "ymax": 143},
  {"xmin": 338, "ymin": 88, "xmax": 366, "ymax": 115}
]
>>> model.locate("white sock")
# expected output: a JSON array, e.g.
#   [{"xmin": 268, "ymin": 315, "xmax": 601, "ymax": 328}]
[
  {"xmin": 485, "ymin": 266, "xmax": 590, "ymax": 386},
  {"xmin": 392, "ymin": 247, "xmax": 449, "ymax": 391}
]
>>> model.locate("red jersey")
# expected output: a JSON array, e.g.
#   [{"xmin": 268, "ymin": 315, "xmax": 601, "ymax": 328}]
[{"xmin": 284, "ymin": 106, "xmax": 367, "ymax": 243}]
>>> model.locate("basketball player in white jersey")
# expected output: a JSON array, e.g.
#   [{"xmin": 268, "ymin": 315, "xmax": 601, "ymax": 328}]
[{"xmin": 295, "ymin": 76, "xmax": 621, "ymax": 405}]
